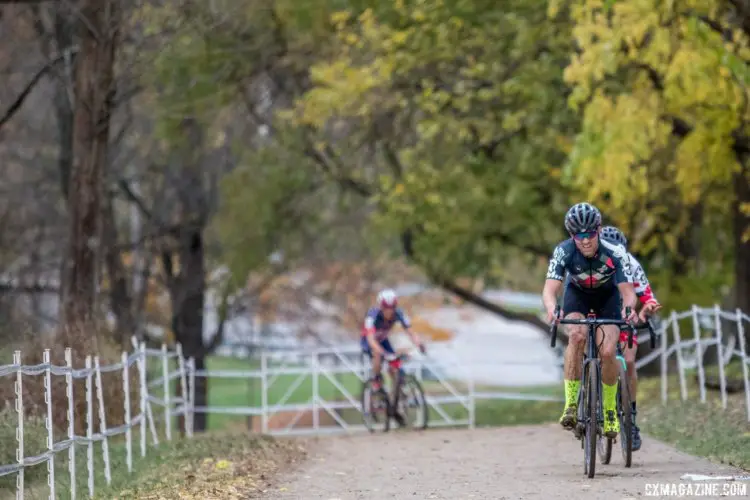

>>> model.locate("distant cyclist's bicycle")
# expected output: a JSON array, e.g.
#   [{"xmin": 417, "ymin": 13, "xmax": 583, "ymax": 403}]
[
  {"xmin": 599, "ymin": 319, "xmax": 657, "ymax": 468},
  {"xmin": 549, "ymin": 306, "xmax": 653, "ymax": 478},
  {"xmin": 360, "ymin": 352, "xmax": 428, "ymax": 432}
]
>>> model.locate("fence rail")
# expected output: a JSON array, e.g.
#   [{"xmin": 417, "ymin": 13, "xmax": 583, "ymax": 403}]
[
  {"xmin": 646, "ymin": 305, "xmax": 750, "ymax": 421},
  {"xmin": 0, "ymin": 339, "xmax": 195, "ymax": 500},
  {"xmin": 1, "ymin": 303, "xmax": 749, "ymax": 498}
]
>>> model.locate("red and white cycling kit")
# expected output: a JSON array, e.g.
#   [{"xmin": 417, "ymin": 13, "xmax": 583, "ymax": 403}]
[{"xmin": 619, "ymin": 252, "xmax": 658, "ymax": 346}]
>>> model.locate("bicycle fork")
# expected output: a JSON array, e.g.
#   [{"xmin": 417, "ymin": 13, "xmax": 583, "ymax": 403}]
[{"xmin": 576, "ymin": 328, "xmax": 604, "ymax": 439}]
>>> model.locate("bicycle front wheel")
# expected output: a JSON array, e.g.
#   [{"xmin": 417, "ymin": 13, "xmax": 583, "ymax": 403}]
[
  {"xmin": 398, "ymin": 375, "xmax": 428, "ymax": 430},
  {"xmin": 361, "ymin": 379, "xmax": 391, "ymax": 433},
  {"xmin": 583, "ymin": 361, "xmax": 599, "ymax": 478}
]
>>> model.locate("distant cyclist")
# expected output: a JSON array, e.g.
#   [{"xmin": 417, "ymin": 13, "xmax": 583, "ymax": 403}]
[
  {"xmin": 599, "ymin": 225, "xmax": 662, "ymax": 451},
  {"xmin": 360, "ymin": 289, "xmax": 426, "ymax": 424},
  {"xmin": 542, "ymin": 202, "xmax": 638, "ymax": 439}
]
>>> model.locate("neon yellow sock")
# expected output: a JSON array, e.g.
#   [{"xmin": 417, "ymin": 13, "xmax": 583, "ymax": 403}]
[
  {"xmin": 602, "ymin": 382, "xmax": 617, "ymax": 413},
  {"xmin": 564, "ymin": 379, "xmax": 580, "ymax": 406}
]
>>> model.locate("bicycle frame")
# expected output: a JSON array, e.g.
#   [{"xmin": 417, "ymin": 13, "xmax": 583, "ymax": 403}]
[
  {"xmin": 387, "ymin": 353, "xmax": 410, "ymax": 409},
  {"xmin": 553, "ymin": 308, "xmax": 636, "ymax": 429}
]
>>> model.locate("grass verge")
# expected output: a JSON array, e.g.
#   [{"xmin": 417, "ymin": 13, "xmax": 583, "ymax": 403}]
[
  {"xmin": 2, "ymin": 432, "xmax": 308, "ymax": 500},
  {"xmin": 638, "ymin": 372, "xmax": 750, "ymax": 471}
]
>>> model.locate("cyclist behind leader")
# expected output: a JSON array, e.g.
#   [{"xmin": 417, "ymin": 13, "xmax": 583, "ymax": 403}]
[
  {"xmin": 597, "ymin": 225, "xmax": 662, "ymax": 450},
  {"xmin": 542, "ymin": 202, "xmax": 639, "ymax": 439},
  {"xmin": 360, "ymin": 289, "xmax": 426, "ymax": 423}
]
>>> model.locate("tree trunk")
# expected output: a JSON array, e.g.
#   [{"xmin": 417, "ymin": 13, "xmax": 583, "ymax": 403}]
[
  {"xmin": 61, "ymin": 0, "xmax": 119, "ymax": 334},
  {"xmin": 52, "ymin": 2, "xmax": 76, "ymax": 200},
  {"xmin": 674, "ymin": 202, "xmax": 703, "ymax": 277},
  {"xmin": 171, "ymin": 230, "xmax": 208, "ymax": 432},
  {"xmin": 734, "ymin": 164, "xmax": 750, "ymax": 340},
  {"xmin": 102, "ymin": 194, "xmax": 135, "ymax": 348}
]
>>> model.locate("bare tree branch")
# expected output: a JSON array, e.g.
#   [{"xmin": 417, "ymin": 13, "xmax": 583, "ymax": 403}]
[
  {"xmin": 118, "ymin": 179, "xmax": 155, "ymax": 221},
  {"xmin": 0, "ymin": 47, "xmax": 78, "ymax": 132},
  {"xmin": 400, "ymin": 229, "xmax": 549, "ymax": 332}
]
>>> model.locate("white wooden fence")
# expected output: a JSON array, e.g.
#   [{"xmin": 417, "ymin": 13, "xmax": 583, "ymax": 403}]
[
  {"xmin": 0, "ymin": 339, "xmax": 195, "ymax": 500},
  {"xmin": 634, "ymin": 304, "xmax": 750, "ymax": 421}
]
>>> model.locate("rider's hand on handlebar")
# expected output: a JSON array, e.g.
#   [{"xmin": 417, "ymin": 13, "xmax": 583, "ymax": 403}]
[
  {"xmin": 622, "ymin": 306, "xmax": 639, "ymax": 324},
  {"xmin": 546, "ymin": 306, "xmax": 560, "ymax": 324},
  {"xmin": 639, "ymin": 301, "xmax": 662, "ymax": 322}
]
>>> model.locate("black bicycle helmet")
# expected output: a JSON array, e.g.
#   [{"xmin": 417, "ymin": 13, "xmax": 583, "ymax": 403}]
[
  {"xmin": 601, "ymin": 225, "xmax": 628, "ymax": 248},
  {"xmin": 564, "ymin": 202, "xmax": 602, "ymax": 234}
]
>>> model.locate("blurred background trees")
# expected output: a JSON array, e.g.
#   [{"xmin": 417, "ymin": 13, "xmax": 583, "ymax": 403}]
[{"xmin": 0, "ymin": 0, "xmax": 748, "ymax": 431}]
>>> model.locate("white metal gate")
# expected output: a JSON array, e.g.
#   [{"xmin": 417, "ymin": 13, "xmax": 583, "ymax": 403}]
[{"xmin": 195, "ymin": 345, "xmax": 565, "ymax": 436}]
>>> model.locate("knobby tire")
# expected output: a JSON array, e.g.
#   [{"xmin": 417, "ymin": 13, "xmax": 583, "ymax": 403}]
[
  {"xmin": 401, "ymin": 374, "xmax": 429, "ymax": 430},
  {"xmin": 584, "ymin": 361, "xmax": 599, "ymax": 479},
  {"xmin": 618, "ymin": 363, "xmax": 633, "ymax": 467},
  {"xmin": 361, "ymin": 379, "xmax": 391, "ymax": 433}
]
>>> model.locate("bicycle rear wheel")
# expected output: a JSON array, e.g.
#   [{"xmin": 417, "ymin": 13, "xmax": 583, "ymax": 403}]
[
  {"xmin": 397, "ymin": 374, "xmax": 428, "ymax": 430},
  {"xmin": 583, "ymin": 361, "xmax": 599, "ymax": 478},
  {"xmin": 598, "ymin": 434, "xmax": 613, "ymax": 464},
  {"xmin": 361, "ymin": 379, "xmax": 391, "ymax": 433},
  {"xmin": 618, "ymin": 363, "xmax": 633, "ymax": 467}
]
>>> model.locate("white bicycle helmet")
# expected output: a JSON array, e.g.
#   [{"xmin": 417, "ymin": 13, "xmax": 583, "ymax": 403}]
[{"xmin": 377, "ymin": 289, "xmax": 398, "ymax": 308}]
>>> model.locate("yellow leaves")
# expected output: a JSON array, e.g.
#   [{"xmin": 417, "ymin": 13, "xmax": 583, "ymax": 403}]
[
  {"xmin": 567, "ymin": 0, "xmax": 748, "ymax": 231},
  {"xmin": 547, "ymin": 0, "xmax": 561, "ymax": 19},
  {"xmin": 416, "ymin": 120, "xmax": 441, "ymax": 140},
  {"xmin": 296, "ymin": 54, "xmax": 396, "ymax": 126},
  {"xmin": 568, "ymin": 89, "xmax": 670, "ymax": 211},
  {"xmin": 330, "ymin": 10, "xmax": 350, "ymax": 27},
  {"xmin": 215, "ymin": 459, "xmax": 232, "ymax": 470},
  {"xmin": 425, "ymin": 193, "xmax": 441, "ymax": 206},
  {"xmin": 391, "ymin": 30, "xmax": 409, "ymax": 46},
  {"xmin": 412, "ymin": 9, "xmax": 427, "ymax": 22}
]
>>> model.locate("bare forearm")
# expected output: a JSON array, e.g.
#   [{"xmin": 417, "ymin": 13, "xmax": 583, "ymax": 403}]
[
  {"xmin": 542, "ymin": 280, "xmax": 561, "ymax": 311},
  {"xmin": 406, "ymin": 330, "xmax": 420, "ymax": 345},
  {"xmin": 618, "ymin": 284, "xmax": 638, "ymax": 309},
  {"xmin": 367, "ymin": 334, "xmax": 384, "ymax": 355}
]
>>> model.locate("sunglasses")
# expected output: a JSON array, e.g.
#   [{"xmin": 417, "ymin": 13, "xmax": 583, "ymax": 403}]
[{"xmin": 572, "ymin": 230, "xmax": 598, "ymax": 241}]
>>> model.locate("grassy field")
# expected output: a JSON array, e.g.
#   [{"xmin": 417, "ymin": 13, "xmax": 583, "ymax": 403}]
[{"xmin": 637, "ymin": 365, "xmax": 750, "ymax": 471}]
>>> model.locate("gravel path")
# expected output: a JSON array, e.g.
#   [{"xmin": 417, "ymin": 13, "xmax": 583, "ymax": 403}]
[{"xmin": 264, "ymin": 425, "xmax": 749, "ymax": 499}]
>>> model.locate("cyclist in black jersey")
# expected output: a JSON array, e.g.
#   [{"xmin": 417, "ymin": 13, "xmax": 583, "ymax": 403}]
[{"xmin": 542, "ymin": 202, "xmax": 639, "ymax": 438}]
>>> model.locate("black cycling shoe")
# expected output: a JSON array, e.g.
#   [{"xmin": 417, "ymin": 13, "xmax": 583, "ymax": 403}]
[{"xmin": 631, "ymin": 424, "xmax": 642, "ymax": 451}]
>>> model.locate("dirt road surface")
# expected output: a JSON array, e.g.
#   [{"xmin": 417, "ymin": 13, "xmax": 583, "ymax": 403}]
[{"xmin": 264, "ymin": 425, "xmax": 749, "ymax": 500}]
